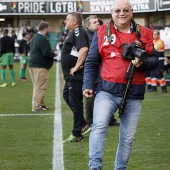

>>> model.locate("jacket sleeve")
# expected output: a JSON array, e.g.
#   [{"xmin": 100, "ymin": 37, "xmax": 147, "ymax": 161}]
[
  {"xmin": 41, "ymin": 37, "xmax": 55, "ymax": 58},
  {"xmin": 83, "ymin": 32, "xmax": 102, "ymax": 91},
  {"xmin": 138, "ymin": 49, "xmax": 159, "ymax": 71}
]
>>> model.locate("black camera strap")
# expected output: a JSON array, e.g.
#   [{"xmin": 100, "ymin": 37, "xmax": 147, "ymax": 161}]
[
  {"xmin": 106, "ymin": 21, "xmax": 113, "ymax": 43},
  {"xmin": 135, "ymin": 23, "xmax": 145, "ymax": 48},
  {"xmin": 106, "ymin": 21, "xmax": 126, "ymax": 48},
  {"xmin": 119, "ymin": 62, "xmax": 135, "ymax": 118},
  {"xmin": 136, "ymin": 23, "xmax": 141, "ymax": 39},
  {"xmin": 106, "ymin": 20, "xmax": 144, "ymax": 47}
]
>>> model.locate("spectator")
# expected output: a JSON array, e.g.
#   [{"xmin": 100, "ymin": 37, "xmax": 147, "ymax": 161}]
[
  {"xmin": 7, "ymin": 24, "xmax": 12, "ymax": 36},
  {"xmin": 149, "ymin": 29, "xmax": 167, "ymax": 92},
  {"xmin": 33, "ymin": 26, "xmax": 38, "ymax": 34},
  {"xmin": 85, "ymin": 15, "xmax": 99, "ymax": 44},
  {"xmin": 149, "ymin": 23, "xmax": 154, "ymax": 30},
  {"xmin": 98, "ymin": 18, "xmax": 104, "ymax": 26},
  {"xmin": 60, "ymin": 21, "xmax": 68, "ymax": 36},
  {"xmin": 83, "ymin": 15, "xmax": 100, "ymax": 133},
  {"xmin": 28, "ymin": 21, "xmax": 58, "ymax": 111},
  {"xmin": 83, "ymin": 0, "xmax": 159, "ymax": 169},
  {"xmin": 26, "ymin": 26, "xmax": 35, "ymax": 35},
  {"xmin": 61, "ymin": 12, "xmax": 89, "ymax": 143},
  {"xmin": 0, "ymin": 29, "xmax": 15, "ymax": 87},
  {"xmin": 18, "ymin": 32, "xmax": 29, "ymax": 81},
  {"xmin": 28, "ymin": 33, "xmax": 34, "ymax": 42},
  {"xmin": 23, "ymin": 25, "xmax": 28, "ymax": 34},
  {"xmin": 11, "ymin": 30, "xmax": 17, "ymax": 41}
]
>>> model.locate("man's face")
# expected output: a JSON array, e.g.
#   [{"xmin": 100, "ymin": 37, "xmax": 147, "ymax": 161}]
[
  {"xmin": 165, "ymin": 57, "xmax": 170, "ymax": 64},
  {"xmin": 111, "ymin": 0, "xmax": 133, "ymax": 28},
  {"xmin": 65, "ymin": 14, "xmax": 75, "ymax": 31},
  {"xmin": 87, "ymin": 18, "xmax": 99, "ymax": 32},
  {"xmin": 153, "ymin": 31, "xmax": 160, "ymax": 40},
  {"xmin": 25, "ymin": 34, "xmax": 29, "ymax": 40},
  {"xmin": 45, "ymin": 27, "xmax": 50, "ymax": 36}
]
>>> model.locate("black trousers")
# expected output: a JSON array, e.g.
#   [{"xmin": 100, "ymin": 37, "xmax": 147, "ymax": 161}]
[
  {"xmin": 150, "ymin": 60, "xmax": 164, "ymax": 79},
  {"xmin": 63, "ymin": 79, "xmax": 86, "ymax": 137}
]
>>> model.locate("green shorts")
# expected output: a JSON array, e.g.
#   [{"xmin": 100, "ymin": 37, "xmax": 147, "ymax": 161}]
[
  {"xmin": 0, "ymin": 53, "xmax": 14, "ymax": 65},
  {"xmin": 20, "ymin": 55, "xmax": 28, "ymax": 64}
]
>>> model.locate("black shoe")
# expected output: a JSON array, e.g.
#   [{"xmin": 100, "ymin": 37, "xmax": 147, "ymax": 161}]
[
  {"xmin": 81, "ymin": 124, "xmax": 92, "ymax": 135},
  {"xmin": 42, "ymin": 105, "xmax": 49, "ymax": 110},
  {"xmin": 109, "ymin": 120, "xmax": 120, "ymax": 126},
  {"xmin": 109, "ymin": 116, "xmax": 120, "ymax": 126},
  {"xmin": 147, "ymin": 89, "xmax": 157, "ymax": 92},
  {"xmin": 162, "ymin": 89, "xmax": 167, "ymax": 93}
]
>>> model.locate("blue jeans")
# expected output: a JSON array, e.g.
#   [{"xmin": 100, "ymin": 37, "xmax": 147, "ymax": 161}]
[{"xmin": 89, "ymin": 91, "xmax": 142, "ymax": 170}]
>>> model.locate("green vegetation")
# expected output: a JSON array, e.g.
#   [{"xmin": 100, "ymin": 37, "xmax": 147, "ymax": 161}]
[{"xmin": 0, "ymin": 62, "xmax": 169, "ymax": 170}]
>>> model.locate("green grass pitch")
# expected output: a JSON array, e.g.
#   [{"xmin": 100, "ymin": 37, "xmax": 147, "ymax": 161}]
[{"xmin": 0, "ymin": 62, "xmax": 169, "ymax": 170}]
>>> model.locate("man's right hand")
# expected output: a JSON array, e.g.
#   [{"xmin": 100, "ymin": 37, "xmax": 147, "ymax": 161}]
[
  {"xmin": 83, "ymin": 89, "xmax": 94, "ymax": 98},
  {"xmin": 54, "ymin": 51, "xmax": 59, "ymax": 56}
]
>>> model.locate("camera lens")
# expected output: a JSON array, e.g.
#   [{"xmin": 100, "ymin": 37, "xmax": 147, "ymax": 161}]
[{"xmin": 135, "ymin": 49, "xmax": 149, "ymax": 61}]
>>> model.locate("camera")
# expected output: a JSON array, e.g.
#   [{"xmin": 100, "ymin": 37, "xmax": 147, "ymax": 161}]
[{"xmin": 122, "ymin": 41, "xmax": 149, "ymax": 61}]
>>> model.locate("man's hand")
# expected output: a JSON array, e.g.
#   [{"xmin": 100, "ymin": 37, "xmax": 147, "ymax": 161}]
[
  {"xmin": 70, "ymin": 47, "xmax": 88, "ymax": 76},
  {"xmin": 70, "ymin": 66, "xmax": 84, "ymax": 76},
  {"xmin": 132, "ymin": 57, "xmax": 143, "ymax": 67},
  {"xmin": 83, "ymin": 89, "xmax": 94, "ymax": 98},
  {"xmin": 70, "ymin": 67, "xmax": 77, "ymax": 76},
  {"xmin": 54, "ymin": 51, "xmax": 59, "ymax": 56}
]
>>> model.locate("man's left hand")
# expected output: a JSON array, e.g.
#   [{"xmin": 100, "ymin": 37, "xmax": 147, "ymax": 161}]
[
  {"xmin": 132, "ymin": 57, "xmax": 143, "ymax": 67},
  {"xmin": 70, "ymin": 67, "xmax": 76, "ymax": 76}
]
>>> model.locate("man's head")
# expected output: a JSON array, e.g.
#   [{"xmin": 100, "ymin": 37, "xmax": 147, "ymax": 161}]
[
  {"xmin": 22, "ymin": 32, "xmax": 29, "ymax": 40},
  {"xmin": 38, "ymin": 22, "xmax": 50, "ymax": 36},
  {"xmin": 3, "ymin": 29, "xmax": 8, "ymax": 36},
  {"xmin": 153, "ymin": 29, "xmax": 160, "ymax": 40},
  {"xmin": 65, "ymin": 12, "xmax": 83, "ymax": 31},
  {"xmin": 111, "ymin": 0, "xmax": 133, "ymax": 30},
  {"xmin": 98, "ymin": 18, "xmax": 103, "ymax": 26},
  {"xmin": 85, "ymin": 15, "xmax": 99, "ymax": 32}
]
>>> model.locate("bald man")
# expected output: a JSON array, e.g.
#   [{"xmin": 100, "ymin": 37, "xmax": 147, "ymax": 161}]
[{"xmin": 83, "ymin": 0, "xmax": 159, "ymax": 169}]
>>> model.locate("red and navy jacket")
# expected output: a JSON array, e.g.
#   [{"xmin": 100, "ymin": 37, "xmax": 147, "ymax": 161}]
[{"xmin": 83, "ymin": 19, "xmax": 159, "ymax": 99}]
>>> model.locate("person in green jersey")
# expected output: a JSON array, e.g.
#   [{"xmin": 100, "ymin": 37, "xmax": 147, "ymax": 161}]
[{"xmin": 18, "ymin": 32, "xmax": 29, "ymax": 81}]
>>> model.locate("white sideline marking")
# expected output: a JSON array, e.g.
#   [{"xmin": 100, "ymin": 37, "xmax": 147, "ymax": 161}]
[
  {"xmin": 52, "ymin": 62, "xmax": 64, "ymax": 170},
  {"xmin": 0, "ymin": 113, "xmax": 54, "ymax": 116}
]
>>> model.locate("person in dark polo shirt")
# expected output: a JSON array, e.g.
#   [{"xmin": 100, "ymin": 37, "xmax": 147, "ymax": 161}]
[{"xmin": 61, "ymin": 12, "xmax": 89, "ymax": 143}]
